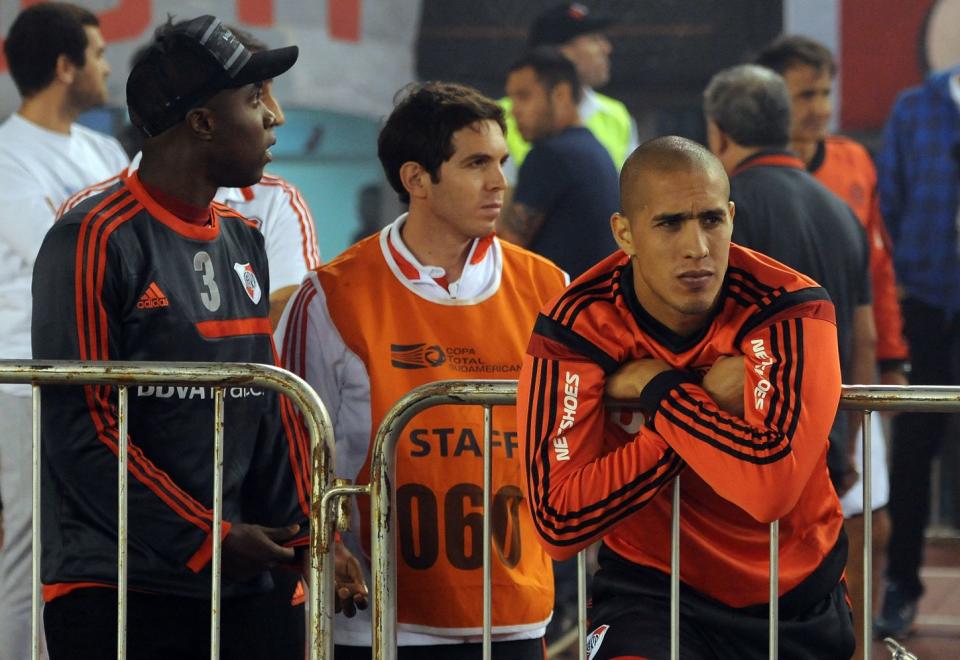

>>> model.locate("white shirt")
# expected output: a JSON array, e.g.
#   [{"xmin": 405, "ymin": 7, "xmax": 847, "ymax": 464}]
[
  {"xmin": 382, "ymin": 214, "xmax": 501, "ymax": 303},
  {"xmin": 0, "ymin": 113, "xmax": 128, "ymax": 394},
  {"xmin": 214, "ymin": 175, "xmax": 321, "ymax": 292}
]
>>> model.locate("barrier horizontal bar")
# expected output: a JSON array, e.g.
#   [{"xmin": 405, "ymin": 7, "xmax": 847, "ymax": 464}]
[
  {"xmin": 369, "ymin": 380, "xmax": 957, "ymax": 660},
  {"xmin": 838, "ymin": 385, "xmax": 960, "ymax": 412},
  {"xmin": 1, "ymin": 360, "xmax": 335, "ymax": 660}
]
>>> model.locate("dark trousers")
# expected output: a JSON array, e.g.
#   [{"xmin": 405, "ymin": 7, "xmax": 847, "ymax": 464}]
[
  {"xmin": 334, "ymin": 638, "xmax": 545, "ymax": 660},
  {"xmin": 44, "ymin": 575, "xmax": 304, "ymax": 660},
  {"xmin": 588, "ymin": 569, "xmax": 854, "ymax": 660},
  {"xmin": 886, "ymin": 298, "xmax": 960, "ymax": 597}
]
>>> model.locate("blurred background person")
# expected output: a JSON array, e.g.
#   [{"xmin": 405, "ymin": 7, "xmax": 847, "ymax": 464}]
[
  {"xmin": 500, "ymin": 2, "xmax": 637, "ymax": 183},
  {"xmin": 703, "ymin": 60, "xmax": 875, "ymax": 556},
  {"xmin": 873, "ymin": 63, "xmax": 960, "ymax": 641},
  {"xmin": 0, "ymin": 4, "xmax": 128, "ymax": 659},
  {"xmin": 500, "ymin": 47, "xmax": 618, "ymax": 280},
  {"xmin": 754, "ymin": 35, "xmax": 904, "ymax": 658}
]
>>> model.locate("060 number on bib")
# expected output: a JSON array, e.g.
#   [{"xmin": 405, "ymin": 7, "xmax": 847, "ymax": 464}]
[{"xmin": 397, "ymin": 483, "xmax": 523, "ymax": 570}]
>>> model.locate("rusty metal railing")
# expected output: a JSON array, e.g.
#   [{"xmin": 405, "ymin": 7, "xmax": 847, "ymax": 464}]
[
  {"xmin": 0, "ymin": 360, "xmax": 338, "ymax": 660},
  {"xmin": 839, "ymin": 385, "xmax": 960, "ymax": 660},
  {"xmin": 363, "ymin": 381, "xmax": 951, "ymax": 660},
  {"xmin": 368, "ymin": 380, "xmax": 522, "ymax": 660}
]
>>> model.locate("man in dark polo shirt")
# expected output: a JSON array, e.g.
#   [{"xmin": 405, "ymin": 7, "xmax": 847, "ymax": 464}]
[
  {"xmin": 703, "ymin": 63, "xmax": 876, "ymax": 497},
  {"xmin": 500, "ymin": 47, "xmax": 619, "ymax": 279}
]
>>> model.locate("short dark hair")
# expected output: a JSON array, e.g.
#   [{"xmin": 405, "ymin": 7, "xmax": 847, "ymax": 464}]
[
  {"xmin": 754, "ymin": 35, "xmax": 836, "ymax": 76},
  {"xmin": 508, "ymin": 47, "xmax": 583, "ymax": 104},
  {"xmin": 4, "ymin": 2, "xmax": 100, "ymax": 98},
  {"xmin": 620, "ymin": 136, "xmax": 729, "ymax": 215},
  {"xmin": 703, "ymin": 64, "xmax": 790, "ymax": 149},
  {"xmin": 378, "ymin": 82, "xmax": 506, "ymax": 204}
]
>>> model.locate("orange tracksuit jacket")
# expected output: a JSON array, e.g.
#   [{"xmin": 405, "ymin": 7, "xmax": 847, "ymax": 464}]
[
  {"xmin": 810, "ymin": 135, "xmax": 909, "ymax": 368},
  {"xmin": 519, "ymin": 245, "xmax": 846, "ymax": 608}
]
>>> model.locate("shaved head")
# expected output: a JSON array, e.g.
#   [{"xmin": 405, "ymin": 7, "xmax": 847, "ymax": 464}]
[{"xmin": 619, "ymin": 136, "xmax": 729, "ymax": 217}]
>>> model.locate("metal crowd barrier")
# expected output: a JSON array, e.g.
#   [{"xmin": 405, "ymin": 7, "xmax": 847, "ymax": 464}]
[
  {"xmin": 365, "ymin": 380, "xmax": 958, "ymax": 660},
  {"xmin": 0, "ymin": 360, "xmax": 338, "ymax": 660}
]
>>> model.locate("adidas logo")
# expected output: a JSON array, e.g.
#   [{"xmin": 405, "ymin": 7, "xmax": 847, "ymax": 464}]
[{"xmin": 136, "ymin": 282, "xmax": 169, "ymax": 309}]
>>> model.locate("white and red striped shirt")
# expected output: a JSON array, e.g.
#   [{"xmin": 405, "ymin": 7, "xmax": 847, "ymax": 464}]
[{"xmin": 216, "ymin": 174, "xmax": 321, "ymax": 291}]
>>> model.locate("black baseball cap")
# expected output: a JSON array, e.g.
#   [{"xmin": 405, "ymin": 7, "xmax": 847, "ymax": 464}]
[
  {"xmin": 127, "ymin": 15, "xmax": 298, "ymax": 137},
  {"xmin": 528, "ymin": 3, "xmax": 615, "ymax": 47}
]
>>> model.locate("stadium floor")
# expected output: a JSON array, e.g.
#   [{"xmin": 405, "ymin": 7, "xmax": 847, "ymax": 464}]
[{"xmin": 875, "ymin": 536, "xmax": 960, "ymax": 659}]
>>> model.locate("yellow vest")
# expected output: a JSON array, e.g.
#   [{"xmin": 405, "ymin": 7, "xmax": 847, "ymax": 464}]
[{"xmin": 501, "ymin": 91, "xmax": 633, "ymax": 170}]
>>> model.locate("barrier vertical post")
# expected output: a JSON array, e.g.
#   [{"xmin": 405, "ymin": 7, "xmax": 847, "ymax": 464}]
[
  {"xmin": 862, "ymin": 410, "xmax": 873, "ymax": 660},
  {"xmin": 670, "ymin": 478, "xmax": 681, "ymax": 660},
  {"xmin": 211, "ymin": 387, "xmax": 225, "ymax": 659},
  {"xmin": 31, "ymin": 385, "xmax": 41, "ymax": 660},
  {"xmin": 769, "ymin": 520, "xmax": 779, "ymax": 659},
  {"xmin": 577, "ymin": 549, "xmax": 587, "ymax": 659},
  {"xmin": 482, "ymin": 404, "xmax": 493, "ymax": 660},
  {"xmin": 117, "ymin": 386, "xmax": 129, "ymax": 660}
]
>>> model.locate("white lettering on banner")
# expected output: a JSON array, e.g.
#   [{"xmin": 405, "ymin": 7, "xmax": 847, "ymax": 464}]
[
  {"xmin": 750, "ymin": 338, "xmax": 775, "ymax": 411},
  {"xmin": 136, "ymin": 386, "xmax": 264, "ymax": 400},
  {"xmin": 0, "ymin": 0, "xmax": 423, "ymax": 119},
  {"xmin": 553, "ymin": 372, "xmax": 580, "ymax": 461}
]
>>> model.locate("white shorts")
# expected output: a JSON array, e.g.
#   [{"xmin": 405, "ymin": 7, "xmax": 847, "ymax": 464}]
[{"xmin": 840, "ymin": 412, "xmax": 890, "ymax": 517}]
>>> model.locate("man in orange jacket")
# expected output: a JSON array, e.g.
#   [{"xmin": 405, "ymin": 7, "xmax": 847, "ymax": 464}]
[{"xmin": 756, "ymin": 36, "xmax": 909, "ymax": 655}]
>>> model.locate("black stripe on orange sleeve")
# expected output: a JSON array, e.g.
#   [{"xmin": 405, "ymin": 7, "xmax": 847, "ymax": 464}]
[
  {"xmin": 276, "ymin": 280, "xmax": 320, "ymax": 516},
  {"xmin": 734, "ymin": 287, "xmax": 831, "ymax": 345},
  {"xmin": 653, "ymin": 319, "xmax": 810, "ymax": 465},
  {"xmin": 548, "ymin": 270, "xmax": 618, "ymax": 321},
  {"xmin": 772, "ymin": 320, "xmax": 795, "ymax": 433},
  {"xmin": 525, "ymin": 356, "xmax": 683, "ymax": 546},
  {"xmin": 561, "ymin": 285, "xmax": 616, "ymax": 328},
  {"xmin": 658, "ymin": 394, "xmax": 792, "ymax": 464},
  {"xmin": 763, "ymin": 322, "xmax": 784, "ymax": 428},
  {"xmin": 539, "ymin": 453, "xmax": 683, "ymax": 548},
  {"xmin": 532, "ymin": 315, "xmax": 618, "ymax": 374},
  {"xmin": 787, "ymin": 318, "xmax": 805, "ymax": 438},
  {"xmin": 533, "ymin": 357, "xmax": 560, "ymax": 517},
  {"xmin": 524, "ymin": 356, "xmax": 547, "ymax": 518},
  {"xmin": 728, "ymin": 266, "xmax": 776, "ymax": 297}
]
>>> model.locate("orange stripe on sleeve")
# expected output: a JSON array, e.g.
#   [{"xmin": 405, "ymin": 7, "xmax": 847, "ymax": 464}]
[
  {"xmin": 194, "ymin": 317, "xmax": 273, "ymax": 338},
  {"xmin": 186, "ymin": 521, "xmax": 233, "ymax": 573}
]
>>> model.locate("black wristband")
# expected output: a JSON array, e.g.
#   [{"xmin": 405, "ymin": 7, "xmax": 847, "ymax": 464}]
[{"xmin": 638, "ymin": 370, "xmax": 699, "ymax": 423}]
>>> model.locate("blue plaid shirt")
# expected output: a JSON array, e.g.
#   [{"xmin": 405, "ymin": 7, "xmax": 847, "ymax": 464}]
[{"xmin": 877, "ymin": 67, "xmax": 960, "ymax": 314}]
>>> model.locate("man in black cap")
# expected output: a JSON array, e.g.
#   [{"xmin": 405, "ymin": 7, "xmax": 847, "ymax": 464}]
[
  {"xmin": 31, "ymin": 16, "xmax": 320, "ymax": 659},
  {"xmin": 501, "ymin": 2, "xmax": 637, "ymax": 182}
]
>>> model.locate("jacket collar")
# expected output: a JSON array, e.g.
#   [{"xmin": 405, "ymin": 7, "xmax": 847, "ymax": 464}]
[{"xmin": 731, "ymin": 149, "xmax": 805, "ymax": 177}]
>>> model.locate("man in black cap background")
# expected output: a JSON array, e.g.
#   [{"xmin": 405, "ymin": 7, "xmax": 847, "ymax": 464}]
[
  {"xmin": 500, "ymin": 47, "xmax": 619, "ymax": 279},
  {"xmin": 501, "ymin": 2, "xmax": 638, "ymax": 183},
  {"xmin": 31, "ymin": 16, "xmax": 323, "ymax": 659}
]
